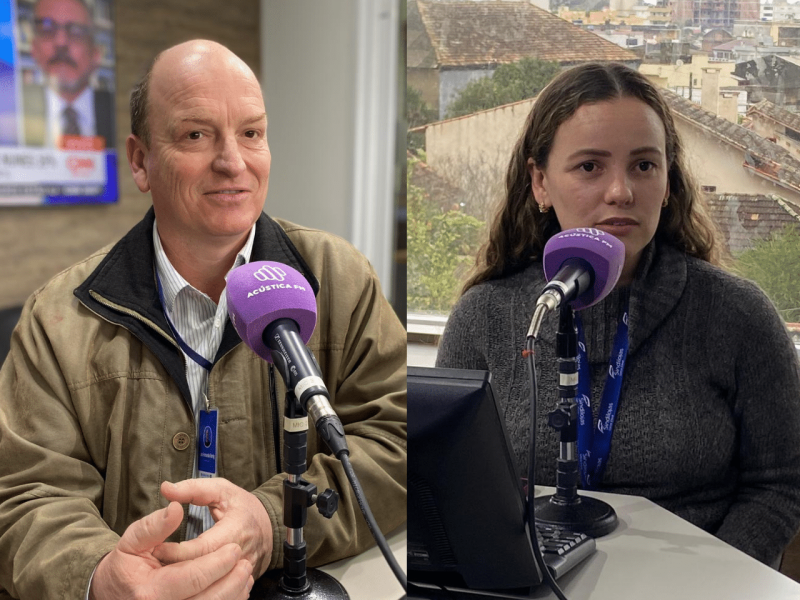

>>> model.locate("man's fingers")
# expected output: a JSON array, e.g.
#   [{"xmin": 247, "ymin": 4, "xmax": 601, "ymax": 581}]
[
  {"xmin": 155, "ymin": 543, "xmax": 250, "ymax": 599},
  {"xmin": 153, "ymin": 538, "xmax": 211, "ymax": 565},
  {"xmin": 161, "ymin": 479, "xmax": 226, "ymax": 508},
  {"xmin": 152, "ymin": 541, "xmax": 186, "ymax": 565},
  {"xmin": 190, "ymin": 559, "xmax": 254, "ymax": 600},
  {"xmin": 118, "ymin": 501, "xmax": 184, "ymax": 555},
  {"xmin": 153, "ymin": 519, "xmax": 234, "ymax": 565}
]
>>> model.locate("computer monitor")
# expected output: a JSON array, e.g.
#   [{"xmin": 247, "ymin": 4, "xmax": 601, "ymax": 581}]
[{"xmin": 408, "ymin": 366, "xmax": 544, "ymax": 594}]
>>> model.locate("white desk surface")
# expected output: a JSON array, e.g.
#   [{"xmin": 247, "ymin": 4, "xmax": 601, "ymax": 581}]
[
  {"xmin": 319, "ymin": 522, "xmax": 407, "ymax": 600},
  {"xmin": 528, "ymin": 487, "xmax": 800, "ymax": 599}
]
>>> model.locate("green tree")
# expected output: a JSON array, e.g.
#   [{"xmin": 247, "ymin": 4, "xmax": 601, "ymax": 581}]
[
  {"xmin": 407, "ymin": 85, "xmax": 437, "ymax": 153},
  {"xmin": 407, "ymin": 158, "xmax": 484, "ymax": 313},
  {"xmin": 733, "ymin": 225, "xmax": 800, "ymax": 322},
  {"xmin": 446, "ymin": 58, "xmax": 561, "ymax": 119}
]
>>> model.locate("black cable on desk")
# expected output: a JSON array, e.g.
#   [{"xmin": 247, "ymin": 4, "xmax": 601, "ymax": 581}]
[
  {"xmin": 340, "ymin": 452, "xmax": 408, "ymax": 592},
  {"xmin": 526, "ymin": 336, "xmax": 569, "ymax": 600}
]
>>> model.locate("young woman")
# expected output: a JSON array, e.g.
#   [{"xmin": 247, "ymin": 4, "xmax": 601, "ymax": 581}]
[{"xmin": 436, "ymin": 62, "xmax": 800, "ymax": 567}]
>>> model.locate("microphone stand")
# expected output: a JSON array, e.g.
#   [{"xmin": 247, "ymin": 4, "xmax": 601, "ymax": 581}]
[
  {"xmin": 253, "ymin": 391, "xmax": 349, "ymax": 599},
  {"xmin": 533, "ymin": 304, "xmax": 618, "ymax": 538}
]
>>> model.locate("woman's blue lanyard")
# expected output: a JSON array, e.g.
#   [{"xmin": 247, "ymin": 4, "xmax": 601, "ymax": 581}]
[
  {"xmin": 155, "ymin": 271, "xmax": 214, "ymax": 372},
  {"xmin": 575, "ymin": 300, "xmax": 629, "ymax": 489}
]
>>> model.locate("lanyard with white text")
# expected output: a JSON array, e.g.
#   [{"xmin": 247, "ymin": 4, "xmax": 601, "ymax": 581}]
[
  {"xmin": 575, "ymin": 300, "xmax": 629, "ymax": 489},
  {"xmin": 155, "ymin": 270, "xmax": 214, "ymax": 372}
]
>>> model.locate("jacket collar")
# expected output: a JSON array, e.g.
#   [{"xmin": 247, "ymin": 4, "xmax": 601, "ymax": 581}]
[{"xmin": 74, "ymin": 207, "xmax": 320, "ymax": 406}]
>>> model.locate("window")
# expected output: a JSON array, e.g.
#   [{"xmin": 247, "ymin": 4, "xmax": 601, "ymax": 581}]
[{"xmin": 407, "ymin": 0, "xmax": 800, "ymax": 365}]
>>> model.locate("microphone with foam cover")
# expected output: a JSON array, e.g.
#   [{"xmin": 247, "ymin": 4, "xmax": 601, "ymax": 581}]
[
  {"xmin": 226, "ymin": 262, "xmax": 317, "ymax": 359},
  {"xmin": 226, "ymin": 261, "xmax": 348, "ymax": 457},
  {"xmin": 524, "ymin": 229, "xmax": 625, "ymax": 541},
  {"xmin": 541, "ymin": 227, "xmax": 626, "ymax": 310},
  {"xmin": 528, "ymin": 228, "xmax": 625, "ymax": 338}
]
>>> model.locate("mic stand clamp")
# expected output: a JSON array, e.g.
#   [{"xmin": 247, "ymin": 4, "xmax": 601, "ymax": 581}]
[
  {"xmin": 251, "ymin": 392, "xmax": 350, "ymax": 599},
  {"xmin": 533, "ymin": 305, "xmax": 618, "ymax": 538}
]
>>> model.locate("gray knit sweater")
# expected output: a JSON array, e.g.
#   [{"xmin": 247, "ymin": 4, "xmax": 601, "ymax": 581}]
[{"xmin": 436, "ymin": 240, "xmax": 800, "ymax": 566}]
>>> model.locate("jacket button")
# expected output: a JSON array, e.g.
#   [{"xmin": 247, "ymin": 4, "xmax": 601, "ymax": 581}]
[{"xmin": 173, "ymin": 432, "xmax": 191, "ymax": 451}]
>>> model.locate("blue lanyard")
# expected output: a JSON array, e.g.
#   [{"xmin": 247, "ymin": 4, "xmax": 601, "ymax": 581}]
[
  {"xmin": 575, "ymin": 300, "xmax": 629, "ymax": 489},
  {"xmin": 155, "ymin": 271, "xmax": 214, "ymax": 372}
]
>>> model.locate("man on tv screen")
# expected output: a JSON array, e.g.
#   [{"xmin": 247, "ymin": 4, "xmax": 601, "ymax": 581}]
[{"xmin": 25, "ymin": 0, "xmax": 113, "ymax": 148}]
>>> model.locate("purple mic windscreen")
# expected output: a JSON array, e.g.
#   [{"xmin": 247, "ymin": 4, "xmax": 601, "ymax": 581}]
[
  {"xmin": 226, "ymin": 261, "xmax": 317, "ymax": 362},
  {"xmin": 543, "ymin": 228, "xmax": 626, "ymax": 310}
]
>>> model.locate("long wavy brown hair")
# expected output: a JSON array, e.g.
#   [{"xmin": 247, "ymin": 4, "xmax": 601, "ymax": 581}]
[{"xmin": 462, "ymin": 62, "xmax": 724, "ymax": 294}]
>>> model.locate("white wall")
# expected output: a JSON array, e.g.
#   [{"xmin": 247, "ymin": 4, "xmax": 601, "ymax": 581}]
[
  {"xmin": 260, "ymin": 1, "xmax": 356, "ymax": 241},
  {"xmin": 260, "ymin": 0, "xmax": 398, "ymax": 298}
]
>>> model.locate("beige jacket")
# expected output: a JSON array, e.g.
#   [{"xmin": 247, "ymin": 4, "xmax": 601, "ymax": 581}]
[{"xmin": 0, "ymin": 210, "xmax": 407, "ymax": 599}]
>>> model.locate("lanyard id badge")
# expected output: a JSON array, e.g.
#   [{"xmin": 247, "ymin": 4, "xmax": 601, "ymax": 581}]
[
  {"xmin": 575, "ymin": 300, "xmax": 630, "ymax": 490},
  {"xmin": 197, "ymin": 407, "xmax": 219, "ymax": 478},
  {"xmin": 155, "ymin": 271, "xmax": 214, "ymax": 371}
]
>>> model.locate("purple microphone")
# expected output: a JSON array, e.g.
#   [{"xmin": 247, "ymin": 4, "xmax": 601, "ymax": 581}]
[
  {"xmin": 540, "ymin": 228, "xmax": 626, "ymax": 311},
  {"xmin": 226, "ymin": 261, "xmax": 317, "ymax": 362},
  {"xmin": 226, "ymin": 261, "xmax": 349, "ymax": 458}
]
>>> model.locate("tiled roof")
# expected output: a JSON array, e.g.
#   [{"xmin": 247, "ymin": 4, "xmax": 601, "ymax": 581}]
[
  {"xmin": 412, "ymin": 0, "xmax": 638, "ymax": 68},
  {"xmin": 663, "ymin": 89, "xmax": 800, "ymax": 194},
  {"xmin": 408, "ymin": 0, "xmax": 438, "ymax": 70},
  {"xmin": 706, "ymin": 193, "xmax": 800, "ymax": 255},
  {"xmin": 747, "ymin": 99, "xmax": 800, "ymax": 134}
]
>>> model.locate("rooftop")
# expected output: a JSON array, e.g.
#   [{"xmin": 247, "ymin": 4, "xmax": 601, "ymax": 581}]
[
  {"xmin": 706, "ymin": 193, "xmax": 800, "ymax": 255},
  {"xmin": 410, "ymin": 0, "xmax": 638, "ymax": 69},
  {"xmin": 664, "ymin": 89, "xmax": 800, "ymax": 195},
  {"xmin": 747, "ymin": 98, "xmax": 800, "ymax": 134}
]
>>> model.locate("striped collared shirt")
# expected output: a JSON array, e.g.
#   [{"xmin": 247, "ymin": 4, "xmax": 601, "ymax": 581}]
[{"xmin": 153, "ymin": 220, "xmax": 255, "ymax": 539}]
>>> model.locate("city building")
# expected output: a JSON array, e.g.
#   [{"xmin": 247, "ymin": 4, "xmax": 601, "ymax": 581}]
[{"xmin": 671, "ymin": 0, "xmax": 760, "ymax": 29}]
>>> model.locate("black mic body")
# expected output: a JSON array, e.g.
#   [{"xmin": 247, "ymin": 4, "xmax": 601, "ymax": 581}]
[
  {"xmin": 263, "ymin": 318, "xmax": 349, "ymax": 458},
  {"xmin": 537, "ymin": 257, "xmax": 594, "ymax": 312}
]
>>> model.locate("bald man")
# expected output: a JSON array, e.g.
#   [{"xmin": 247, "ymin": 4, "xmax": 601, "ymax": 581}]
[{"xmin": 0, "ymin": 40, "xmax": 407, "ymax": 599}]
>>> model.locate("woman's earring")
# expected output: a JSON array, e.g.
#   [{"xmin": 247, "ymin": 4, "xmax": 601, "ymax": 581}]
[
  {"xmin": 538, "ymin": 202, "xmax": 550, "ymax": 214},
  {"xmin": 662, "ymin": 196, "xmax": 669, "ymax": 208}
]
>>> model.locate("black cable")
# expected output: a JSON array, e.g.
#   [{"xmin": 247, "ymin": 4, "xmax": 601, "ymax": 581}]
[
  {"xmin": 339, "ymin": 452, "xmax": 408, "ymax": 592},
  {"xmin": 526, "ymin": 336, "xmax": 569, "ymax": 600}
]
